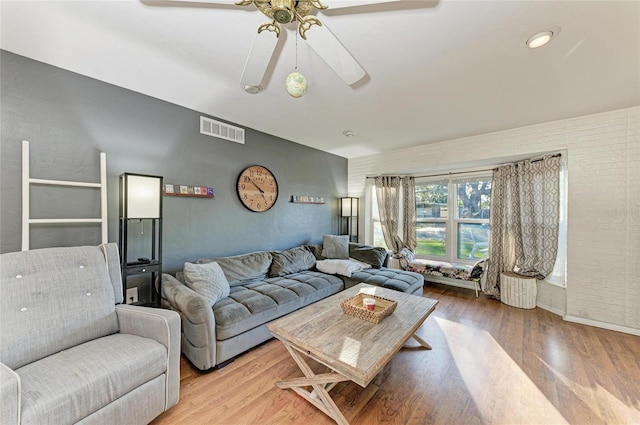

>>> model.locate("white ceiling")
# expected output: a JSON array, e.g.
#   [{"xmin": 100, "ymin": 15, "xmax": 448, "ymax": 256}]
[{"xmin": 1, "ymin": 0, "xmax": 639, "ymax": 158}]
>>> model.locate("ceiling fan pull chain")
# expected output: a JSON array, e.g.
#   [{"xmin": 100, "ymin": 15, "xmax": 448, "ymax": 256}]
[{"xmin": 285, "ymin": 14, "xmax": 308, "ymax": 98}]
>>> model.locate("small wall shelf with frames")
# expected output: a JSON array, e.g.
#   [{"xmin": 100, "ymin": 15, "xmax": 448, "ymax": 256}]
[{"xmin": 291, "ymin": 196, "xmax": 325, "ymax": 204}]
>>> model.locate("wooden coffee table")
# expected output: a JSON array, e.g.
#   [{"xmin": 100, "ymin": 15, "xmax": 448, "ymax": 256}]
[{"xmin": 267, "ymin": 283, "xmax": 438, "ymax": 425}]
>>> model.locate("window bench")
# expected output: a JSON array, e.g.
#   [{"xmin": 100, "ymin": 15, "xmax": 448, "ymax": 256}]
[{"xmin": 406, "ymin": 258, "xmax": 487, "ymax": 297}]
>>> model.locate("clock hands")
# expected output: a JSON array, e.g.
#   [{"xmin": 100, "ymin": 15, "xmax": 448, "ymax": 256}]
[{"xmin": 248, "ymin": 178, "xmax": 268, "ymax": 202}]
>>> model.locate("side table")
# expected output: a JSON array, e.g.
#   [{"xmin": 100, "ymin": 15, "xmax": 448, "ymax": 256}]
[
  {"xmin": 500, "ymin": 271, "xmax": 537, "ymax": 309},
  {"xmin": 123, "ymin": 260, "xmax": 162, "ymax": 307}
]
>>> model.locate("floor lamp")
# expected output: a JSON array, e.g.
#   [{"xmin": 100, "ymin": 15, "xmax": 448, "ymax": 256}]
[
  {"xmin": 340, "ymin": 197, "xmax": 359, "ymax": 243},
  {"xmin": 119, "ymin": 172, "xmax": 163, "ymax": 306}
]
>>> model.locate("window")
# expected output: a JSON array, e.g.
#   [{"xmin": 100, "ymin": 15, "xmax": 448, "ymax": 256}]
[
  {"xmin": 369, "ymin": 172, "xmax": 492, "ymax": 264},
  {"xmin": 454, "ymin": 177, "xmax": 491, "ymax": 261},
  {"xmin": 367, "ymin": 160, "xmax": 566, "ymax": 285},
  {"xmin": 415, "ymin": 175, "xmax": 492, "ymax": 263},
  {"xmin": 415, "ymin": 181, "xmax": 448, "ymax": 257}
]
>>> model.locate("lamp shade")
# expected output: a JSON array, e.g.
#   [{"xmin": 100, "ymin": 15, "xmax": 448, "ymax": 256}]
[
  {"xmin": 122, "ymin": 173, "xmax": 162, "ymax": 219},
  {"xmin": 340, "ymin": 197, "xmax": 358, "ymax": 217}
]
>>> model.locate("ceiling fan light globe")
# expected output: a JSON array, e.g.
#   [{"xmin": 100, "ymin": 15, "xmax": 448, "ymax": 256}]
[{"xmin": 285, "ymin": 72, "xmax": 308, "ymax": 98}]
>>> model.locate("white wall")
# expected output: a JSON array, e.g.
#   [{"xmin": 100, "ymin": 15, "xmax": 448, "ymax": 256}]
[
  {"xmin": 349, "ymin": 106, "xmax": 639, "ymax": 334},
  {"xmin": 536, "ymin": 280, "xmax": 566, "ymax": 316}
]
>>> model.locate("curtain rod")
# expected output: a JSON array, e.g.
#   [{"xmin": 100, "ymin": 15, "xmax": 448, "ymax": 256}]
[
  {"xmin": 365, "ymin": 168, "xmax": 492, "ymax": 180},
  {"xmin": 365, "ymin": 153, "xmax": 561, "ymax": 180},
  {"xmin": 492, "ymin": 153, "xmax": 562, "ymax": 169}
]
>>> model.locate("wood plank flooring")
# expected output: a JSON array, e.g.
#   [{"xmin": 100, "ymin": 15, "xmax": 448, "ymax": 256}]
[{"xmin": 151, "ymin": 283, "xmax": 640, "ymax": 425}]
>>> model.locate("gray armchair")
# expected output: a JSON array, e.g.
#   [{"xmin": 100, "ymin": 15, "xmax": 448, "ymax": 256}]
[{"xmin": 0, "ymin": 243, "xmax": 180, "ymax": 425}]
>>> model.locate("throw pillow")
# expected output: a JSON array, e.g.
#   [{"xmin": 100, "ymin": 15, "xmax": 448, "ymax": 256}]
[
  {"xmin": 195, "ymin": 251, "xmax": 272, "ymax": 285},
  {"xmin": 183, "ymin": 261, "xmax": 230, "ymax": 306},
  {"xmin": 470, "ymin": 258, "xmax": 488, "ymax": 279},
  {"xmin": 397, "ymin": 247, "xmax": 416, "ymax": 270},
  {"xmin": 349, "ymin": 245, "xmax": 388, "ymax": 268},
  {"xmin": 321, "ymin": 235, "xmax": 349, "ymax": 259},
  {"xmin": 269, "ymin": 246, "xmax": 316, "ymax": 277},
  {"xmin": 306, "ymin": 243, "xmax": 326, "ymax": 260}
]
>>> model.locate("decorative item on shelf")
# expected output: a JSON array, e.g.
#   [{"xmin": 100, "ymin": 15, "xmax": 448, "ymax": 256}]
[
  {"xmin": 291, "ymin": 195, "xmax": 325, "ymax": 204},
  {"xmin": 163, "ymin": 184, "xmax": 214, "ymax": 198},
  {"xmin": 119, "ymin": 173, "xmax": 163, "ymax": 307},
  {"xmin": 340, "ymin": 197, "xmax": 359, "ymax": 242}
]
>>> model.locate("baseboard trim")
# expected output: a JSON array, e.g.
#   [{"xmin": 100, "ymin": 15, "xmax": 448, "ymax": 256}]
[
  {"xmin": 536, "ymin": 302, "xmax": 565, "ymax": 317},
  {"xmin": 564, "ymin": 315, "xmax": 640, "ymax": 336}
]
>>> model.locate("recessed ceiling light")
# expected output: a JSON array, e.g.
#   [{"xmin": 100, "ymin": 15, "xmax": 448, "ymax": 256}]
[
  {"xmin": 343, "ymin": 130, "xmax": 356, "ymax": 137},
  {"xmin": 526, "ymin": 30, "xmax": 556, "ymax": 49}
]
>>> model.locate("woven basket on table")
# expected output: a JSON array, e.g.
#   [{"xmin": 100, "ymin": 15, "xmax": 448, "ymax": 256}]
[{"xmin": 340, "ymin": 293, "xmax": 397, "ymax": 324}]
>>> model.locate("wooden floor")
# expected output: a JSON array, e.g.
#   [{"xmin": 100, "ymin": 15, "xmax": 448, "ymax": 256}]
[{"xmin": 151, "ymin": 283, "xmax": 640, "ymax": 425}]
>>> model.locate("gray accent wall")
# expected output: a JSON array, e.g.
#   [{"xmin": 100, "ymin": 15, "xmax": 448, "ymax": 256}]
[{"xmin": 0, "ymin": 50, "xmax": 347, "ymax": 272}]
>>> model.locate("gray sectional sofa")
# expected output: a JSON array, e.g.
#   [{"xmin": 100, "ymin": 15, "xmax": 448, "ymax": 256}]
[
  {"xmin": 161, "ymin": 242, "xmax": 424, "ymax": 370},
  {"xmin": 0, "ymin": 243, "xmax": 181, "ymax": 425}
]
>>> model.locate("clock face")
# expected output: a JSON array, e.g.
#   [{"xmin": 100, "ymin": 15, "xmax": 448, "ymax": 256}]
[{"xmin": 236, "ymin": 165, "xmax": 278, "ymax": 212}]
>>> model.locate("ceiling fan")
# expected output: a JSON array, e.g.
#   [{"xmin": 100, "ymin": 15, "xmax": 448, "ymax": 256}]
[{"xmin": 167, "ymin": 0, "xmax": 403, "ymax": 93}]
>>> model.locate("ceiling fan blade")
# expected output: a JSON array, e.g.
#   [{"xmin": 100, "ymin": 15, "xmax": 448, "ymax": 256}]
[
  {"xmin": 161, "ymin": 0, "xmax": 239, "ymax": 4},
  {"xmin": 240, "ymin": 29, "xmax": 281, "ymax": 92},
  {"xmin": 326, "ymin": 0, "xmax": 404, "ymax": 9},
  {"xmin": 304, "ymin": 23, "xmax": 366, "ymax": 85}
]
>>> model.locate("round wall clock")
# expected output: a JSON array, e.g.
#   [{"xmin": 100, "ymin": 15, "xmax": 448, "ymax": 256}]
[{"xmin": 236, "ymin": 165, "xmax": 278, "ymax": 212}]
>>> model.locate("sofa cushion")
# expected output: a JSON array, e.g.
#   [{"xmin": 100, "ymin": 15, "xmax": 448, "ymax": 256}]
[
  {"xmin": 196, "ymin": 251, "xmax": 272, "ymax": 286},
  {"xmin": 269, "ymin": 246, "xmax": 316, "ymax": 277},
  {"xmin": 342, "ymin": 268, "xmax": 424, "ymax": 294},
  {"xmin": 321, "ymin": 235, "xmax": 349, "ymax": 259},
  {"xmin": 212, "ymin": 271, "xmax": 343, "ymax": 341},
  {"xmin": 183, "ymin": 261, "xmax": 230, "ymax": 306},
  {"xmin": 16, "ymin": 333, "xmax": 166, "ymax": 425},
  {"xmin": 0, "ymin": 246, "xmax": 119, "ymax": 370},
  {"xmin": 348, "ymin": 244, "xmax": 388, "ymax": 268},
  {"xmin": 408, "ymin": 259, "xmax": 478, "ymax": 281}
]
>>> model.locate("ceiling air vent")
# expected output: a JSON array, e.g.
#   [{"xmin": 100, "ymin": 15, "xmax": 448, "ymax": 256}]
[{"xmin": 200, "ymin": 116, "xmax": 245, "ymax": 144}]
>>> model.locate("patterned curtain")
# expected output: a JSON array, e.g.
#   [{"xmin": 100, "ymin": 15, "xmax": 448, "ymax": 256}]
[
  {"xmin": 374, "ymin": 176, "xmax": 416, "ymax": 256},
  {"xmin": 485, "ymin": 155, "xmax": 561, "ymax": 297},
  {"xmin": 374, "ymin": 176, "xmax": 402, "ymax": 253},
  {"xmin": 402, "ymin": 177, "xmax": 417, "ymax": 251}
]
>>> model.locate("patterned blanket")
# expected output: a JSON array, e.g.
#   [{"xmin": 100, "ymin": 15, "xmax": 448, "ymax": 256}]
[{"xmin": 407, "ymin": 258, "xmax": 487, "ymax": 282}]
